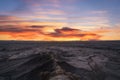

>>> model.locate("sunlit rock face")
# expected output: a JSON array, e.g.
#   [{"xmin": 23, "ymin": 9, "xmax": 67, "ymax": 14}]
[{"xmin": 0, "ymin": 41, "xmax": 120, "ymax": 80}]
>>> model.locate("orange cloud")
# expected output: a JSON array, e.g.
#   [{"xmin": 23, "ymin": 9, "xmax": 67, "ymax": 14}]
[
  {"xmin": 97, "ymin": 26, "xmax": 120, "ymax": 40},
  {"xmin": 46, "ymin": 27, "xmax": 101, "ymax": 41},
  {"xmin": 0, "ymin": 19, "xmax": 120, "ymax": 41},
  {"xmin": 0, "ymin": 25, "xmax": 101, "ymax": 41}
]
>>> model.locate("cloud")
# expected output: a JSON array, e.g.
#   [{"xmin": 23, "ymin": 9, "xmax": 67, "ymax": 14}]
[
  {"xmin": 23, "ymin": 0, "xmax": 60, "ymax": 8},
  {"xmin": 0, "ymin": 15, "xmax": 26, "ymax": 21},
  {"xmin": 46, "ymin": 27, "xmax": 101, "ymax": 40},
  {"xmin": 0, "ymin": 24, "xmax": 120, "ymax": 41},
  {"xmin": 35, "ymin": 9, "xmax": 65, "ymax": 15},
  {"xmin": 0, "ymin": 25, "xmax": 57, "ymax": 35},
  {"xmin": 0, "ymin": 25, "xmax": 39, "ymax": 33},
  {"xmin": 29, "ymin": 25, "xmax": 45, "ymax": 28},
  {"xmin": 0, "ymin": 25, "xmax": 101, "ymax": 41},
  {"xmin": 95, "ymin": 25, "xmax": 120, "ymax": 40},
  {"xmin": 90, "ymin": 10, "xmax": 107, "ymax": 15},
  {"xmin": 0, "ymin": 25, "xmax": 46, "ymax": 40},
  {"xmin": 30, "ymin": 15, "xmax": 67, "ymax": 21},
  {"xmin": 0, "ymin": 15, "xmax": 67, "ymax": 27}
]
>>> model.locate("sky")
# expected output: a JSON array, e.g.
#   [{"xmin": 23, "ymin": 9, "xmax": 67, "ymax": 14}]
[{"xmin": 0, "ymin": 0, "xmax": 120, "ymax": 41}]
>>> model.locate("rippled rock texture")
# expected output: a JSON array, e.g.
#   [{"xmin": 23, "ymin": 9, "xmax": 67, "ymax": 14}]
[{"xmin": 0, "ymin": 41, "xmax": 120, "ymax": 80}]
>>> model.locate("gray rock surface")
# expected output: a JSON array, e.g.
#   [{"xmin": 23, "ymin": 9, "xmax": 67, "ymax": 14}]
[{"xmin": 0, "ymin": 41, "xmax": 120, "ymax": 80}]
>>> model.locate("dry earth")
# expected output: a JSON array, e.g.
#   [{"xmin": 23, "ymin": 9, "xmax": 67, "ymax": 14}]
[{"xmin": 0, "ymin": 41, "xmax": 120, "ymax": 80}]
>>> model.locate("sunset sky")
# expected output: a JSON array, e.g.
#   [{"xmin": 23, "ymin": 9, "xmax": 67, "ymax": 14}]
[{"xmin": 0, "ymin": 0, "xmax": 120, "ymax": 41}]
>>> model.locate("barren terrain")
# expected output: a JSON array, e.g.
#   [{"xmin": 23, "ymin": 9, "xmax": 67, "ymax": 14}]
[{"xmin": 0, "ymin": 41, "xmax": 120, "ymax": 80}]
